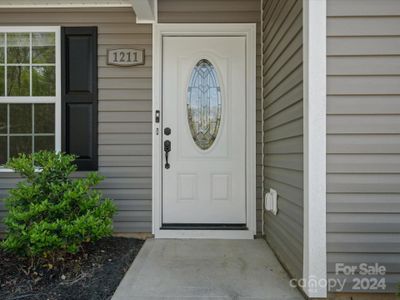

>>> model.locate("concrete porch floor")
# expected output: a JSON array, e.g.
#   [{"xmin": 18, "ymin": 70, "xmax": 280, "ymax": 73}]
[{"xmin": 112, "ymin": 239, "xmax": 304, "ymax": 300}]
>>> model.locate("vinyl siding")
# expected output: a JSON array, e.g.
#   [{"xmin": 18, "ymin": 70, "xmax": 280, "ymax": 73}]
[
  {"xmin": 327, "ymin": 0, "xmax": 400, "ymax": 292},
  {"xmin": 262, "ymin": 0, "xmax": 303, "ymax": 279},
  {"xmin": 0, "ymin": 8, "xmax": 152, "ymax": 233},
  {"xmin": 0, "ymin": 3, "xmax": 263, "ymax": 235},
  {"xmin": 158, "ymin": 0, "xmax": 263, "ymax": 234}
]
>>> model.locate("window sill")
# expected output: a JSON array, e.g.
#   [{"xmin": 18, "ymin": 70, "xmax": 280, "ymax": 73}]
[{"xmin": 0, "ymin": 167, "xmax": 42, "ymax": 173}]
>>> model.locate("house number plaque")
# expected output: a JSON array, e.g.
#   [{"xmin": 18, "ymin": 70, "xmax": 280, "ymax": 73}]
[{"xmin": 107, "ymin": 48, "xmax": 145, "ymax": 66}]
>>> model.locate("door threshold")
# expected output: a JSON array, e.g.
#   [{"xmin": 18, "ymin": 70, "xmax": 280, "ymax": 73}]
[
  {"xmin": 161, "ymin": 223, "xmax": 248, "ymax": 230},
  {"xmin": 155, "ymin": 228, "xmax": 254, "ymax": 239}
]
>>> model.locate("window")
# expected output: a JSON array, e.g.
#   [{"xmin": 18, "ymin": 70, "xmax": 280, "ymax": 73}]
[
  {"xmin": 0, "ymin": 27, "xmax": 60, "ymax": 166},
  {"xmin": 187, "ymin": 59, "xmax": 222, "ymax": 150}
]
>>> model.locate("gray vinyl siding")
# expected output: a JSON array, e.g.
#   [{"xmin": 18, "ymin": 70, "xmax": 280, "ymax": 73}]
[
  {"xmin": 327, "ymin": 0, "xmax": 400, "ymax": 292},
  {"xmin": 0, "ymin": 8, "xmax": 152, "ymax": 233},
  {"xmin": 158, "ymin": 0, "xmax": 263, "ymax": 234},
  {"xmin": 262, "ymin": 0, "xmax": 303, "ymax": 279},
  {"xmin": 0, "ymin": 3, "xmax": 263, "ymax": 235}
]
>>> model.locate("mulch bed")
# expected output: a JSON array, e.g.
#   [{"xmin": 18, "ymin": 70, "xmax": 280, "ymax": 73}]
[{"xmin": 0, "ymin": 237, "xmax": 144, "ymax": 300}]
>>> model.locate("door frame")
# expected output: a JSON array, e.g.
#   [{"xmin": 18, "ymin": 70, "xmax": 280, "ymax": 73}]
[{"xmin": 152, "ymin": 23, "xmax": 257, "ymax": 239}]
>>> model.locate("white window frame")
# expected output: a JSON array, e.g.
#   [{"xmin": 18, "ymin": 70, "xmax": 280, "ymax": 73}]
[{"xmin": 0, "ymin": 26, "xmax": 61, "ymax": 172}]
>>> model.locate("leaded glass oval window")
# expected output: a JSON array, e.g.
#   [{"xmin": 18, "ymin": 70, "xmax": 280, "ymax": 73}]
[{"xmin": 187, "ymin": 59, "xmax": 222, "ymax": 150}]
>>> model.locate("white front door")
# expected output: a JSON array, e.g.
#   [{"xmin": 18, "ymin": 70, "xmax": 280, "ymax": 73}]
[{"xmin": 162, "ymin": 36, "xmax": 247, "ymax": 226}]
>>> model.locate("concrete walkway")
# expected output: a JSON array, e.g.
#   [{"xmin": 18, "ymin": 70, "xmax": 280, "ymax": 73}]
[{"xmin": 112, "ymin": 239, "xmax": 304, "ymax": 300}]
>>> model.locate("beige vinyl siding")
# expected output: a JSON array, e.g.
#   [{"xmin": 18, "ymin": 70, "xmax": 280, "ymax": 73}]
[
  {"xmin": 262, "ymin": 0, "xmax": 303, "ymax": 279},
  {"xmin": 0, "ymin": 8, "xmax": 152, "ymax": 233},
  {"xmin": 327, "ymin": 0, "xmax": 400, "ymax": 292},
  {"xmin": 158, "ymin": 0, "xmax": 263, "ymax": 233}
]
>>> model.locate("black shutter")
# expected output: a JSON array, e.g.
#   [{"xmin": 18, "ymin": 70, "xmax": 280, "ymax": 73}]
[{"xmin": 61, "ymin": 27, "xmax": 98, "ymax": 171}]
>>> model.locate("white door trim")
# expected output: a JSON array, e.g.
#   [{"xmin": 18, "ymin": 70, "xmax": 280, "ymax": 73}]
[
  {"xmin": 152, "ymin": 23, "xmax": 257, "ymax": 239},
  {"xmin": 303, "ymin": 0, "xmax": 327, "ymax": 297}
]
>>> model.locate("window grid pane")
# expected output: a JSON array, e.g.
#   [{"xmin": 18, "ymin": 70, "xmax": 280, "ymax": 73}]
[
  {"xmin": 7, "ymin": 66, "xmax": 30, "ymax": 96},
  {"xmin": 7, "ymin": 32, "xmax": 30, "ymax": 64},
  {"xmin": 0, "ymin": 33, "xmax": 4, "ymax": 64},
  {"xmin": 0, "ymin": 31, "xmax": 56, "ymax": 98},
  {"xmin": 32, "ymin": 32, "xmax": 55, "ymax": 64},
  {"xmin": 10, "ymin": 103, "xmax": 32, "ymax": 133},
  {"xmin": 0, "ymin": 103, "xmax": 6, "ymax": 134},
  {"xmin": 0, "ymin": 66, "xmax": 4, "ymax": 96},
  {"xmin": 0, "ymin": 103, "xmax": 55, "ymax": 165}
]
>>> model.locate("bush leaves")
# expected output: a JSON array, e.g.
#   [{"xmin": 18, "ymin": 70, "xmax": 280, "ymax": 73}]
[{"xmin": 1, "ymin": 151, "xmax": 116, "ymax": 258}]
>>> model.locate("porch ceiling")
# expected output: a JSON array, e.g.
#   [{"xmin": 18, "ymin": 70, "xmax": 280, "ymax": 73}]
[
  {"xmin": 0, "ymin": 0, "xmax": 132, "ymax": 7},
  {"xmin": 0, "ymin": 0, "xmax": 156, "ymax": 23}
]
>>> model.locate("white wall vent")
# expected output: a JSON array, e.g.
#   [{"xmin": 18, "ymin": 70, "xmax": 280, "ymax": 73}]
[{"xmin": 265, "ymin": 188, "xmax": 278, "ymax": 215}]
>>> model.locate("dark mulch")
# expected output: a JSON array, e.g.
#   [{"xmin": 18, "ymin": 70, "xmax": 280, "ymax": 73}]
[{"xmin": 0, "ymin": 237, "xmax": 144, "ymax": 300}]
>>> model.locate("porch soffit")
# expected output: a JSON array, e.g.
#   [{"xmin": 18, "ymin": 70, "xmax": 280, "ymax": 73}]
[{"xmin": 0, "ymin": 0, "xmax": 156, "ymax": 23}]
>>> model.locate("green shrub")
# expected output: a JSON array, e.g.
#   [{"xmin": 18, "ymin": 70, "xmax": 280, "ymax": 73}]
[{"xmin": 1, "ymin": 151, "xmax": 116, "ymax": 258}]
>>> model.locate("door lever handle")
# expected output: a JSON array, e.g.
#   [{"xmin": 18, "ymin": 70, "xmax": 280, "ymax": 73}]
[{"xmin": 164, "ymin": 140, "xmax": 171, "ymax": 169}]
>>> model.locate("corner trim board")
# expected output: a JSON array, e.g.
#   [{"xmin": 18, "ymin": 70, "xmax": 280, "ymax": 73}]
[{"xmin": 303, "ymin": 0, "xmax": 327, "ymax": 298}]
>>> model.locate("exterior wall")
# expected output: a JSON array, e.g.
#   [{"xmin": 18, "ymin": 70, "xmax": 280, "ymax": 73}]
[
  {"xmin": 262, "ymin": 0, "xmax": 303, "ymax": 279},
  {"xmin": 0, "ymin": 8, "xmax": 153, "ymax": 233},
  {"xmin": 0, "ymin": 3, "xmax": 263, "ymax": 234},
  {"xmin": 326, "ymin": 0, "xmax": 400, "ymax": 292},
  {"xmin": 158, "ymin": 0, "xmax": 263, "ymax": 234}
]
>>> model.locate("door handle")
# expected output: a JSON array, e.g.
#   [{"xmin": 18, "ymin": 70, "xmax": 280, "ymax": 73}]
[{"xmin": 164, "ymin": 140, "xmax": 171, "ymax": 169}]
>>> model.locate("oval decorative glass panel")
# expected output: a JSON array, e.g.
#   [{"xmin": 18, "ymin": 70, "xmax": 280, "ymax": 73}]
[{"xmin": 187, "ymin": 59, "xmax": 222, "ymax": 150}]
